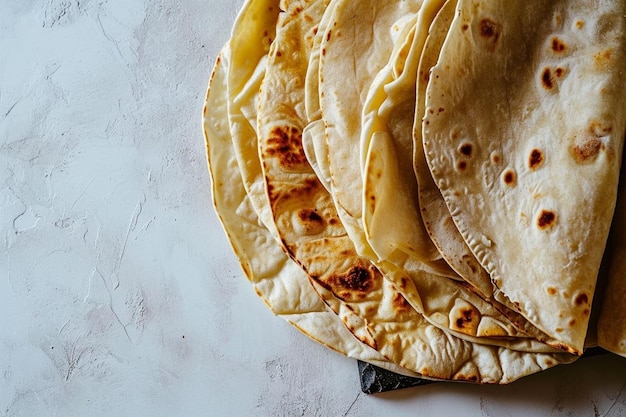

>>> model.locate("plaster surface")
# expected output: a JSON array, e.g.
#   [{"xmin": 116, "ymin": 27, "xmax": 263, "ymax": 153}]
[{"xmin": 1, "ymin": 1, "xmax": 625, "ymax": 416}]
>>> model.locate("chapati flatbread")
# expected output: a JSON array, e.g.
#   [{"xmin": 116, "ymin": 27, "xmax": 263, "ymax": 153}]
[
  {"xmin": 201, "ymin": 0, "xmax": 626, "ymax": 386},
  {"xmin": 227, "ymin": 0, "xmax": 281, "ymax": 235},
  {"xmin": 423, "ymin": 0, "xmax": 626, "ymax": 354},
  {"xmin": 203, "ymin": 50, "xmax": 417, "ymax": 374},
  {"xmin": 361, "ymin": 0, "xmax": 447, "ymax": 265},
  {"xmin": 253, "ymin": 0, "xmax": 578, "ymax": 383},
  {"xmin": 413, "ymin": 0, "xmax": 493, "ymax": 295}
]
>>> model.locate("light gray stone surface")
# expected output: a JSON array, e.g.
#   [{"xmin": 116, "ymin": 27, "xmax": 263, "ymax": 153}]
[{"xmin": 1, "ymin": 1, "xmax": 625, "ymax": 416}]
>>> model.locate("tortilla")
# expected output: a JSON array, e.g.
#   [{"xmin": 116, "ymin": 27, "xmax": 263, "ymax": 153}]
[
  {"xmin": 361, "ymin": 0, "xmax": 447, "ymax": 265},
  {"xmin": 201, "ymin": 0, "xmax": 626, "ymax": 386},
  {"xmin": 423, "ymin": 0, "xmax": 626, "ymax": 354},
  {"xmin": 348, "ymin": 0, "xmax": 556, "ymax": 343},
  {"xmin": 271, "ymin": 0, "xmax": 558, "ymax": 344},
  {"xmin": 411, "ymin": 0, "xmax": 567, "ymax": 348},
  {"xmin": 412, "ymin": 0, "xmax": 493, "ymax": 296},
  {"xmin": 301, "ymin": 0, "xmax": 338, "ymax": 195},
  {"xmin": 202, "ymin": 50, "xmax": 417, "ymax": 374},
  {"xmin": 308, "ymin": 0, "xmax": 423, "ymax": 263},
  {"xmin": 318, "ymin": 0, "xmax": 424, "ymax": 256},
  {"xmin": 254, "ymin": 0, "xmax": 582, "ymax": 382},
  {"xmin": 227, "ymin": 0, "xmax": 281, "ymax": 235}
]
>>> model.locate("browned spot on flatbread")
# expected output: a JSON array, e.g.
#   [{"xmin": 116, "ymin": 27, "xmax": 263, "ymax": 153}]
[
  {"xmin": 271, "ymin": 176, "xmax": 321, "ymax": 202},
  {"xmin": 589, "ymin": 120, "xmax": 613, "ymax": 136},
  {"xmin": 340, "ymin": 312, "xmax": 376, "ymax": 349},
  {"xmin": 541, "ymin": 68, "xmax": 555, "ymax": 90},
  {"xmin": 547, "ymin": 287, "xmax": 558, "ymax": 296},
  {"xmin": 537, "ymin": 210, "xmax": 557, "ymax": 230},
  {"xmin": 392, "ymin": 293, "xmax": 412, "ymax": 314},
  {"xmin": 299, "ymin": 208, "xmax": 323, "ymax": 223},
  {"xmin": 290, "ymin": 6, "xmax": 303, "ymax": 16},
  {"xmin": 571, "ymin": 138, "xmax": 603, "ymax": 163},
  {"xmin": 575, "ymin": 292, "xmax": 589, "ymax": 306},
  {"xmin": 311, "ymin": 274, "xmax": 333, "ymax": 292},
  {"xmin": 479, "ymin": 18, "xmax": 502, "ymax": 50},
  {"xmin": 265, "ymin": 125, "xmax": 307, "ymax": 167},
  {"xmin": 399, "ymin": 276, "xmax": 410, "ymax": 291},
  {"xmin": 553, "ymin": 342, "xmax": 578, "ymax": 355},
  {"xmin": 569, "ymin": 122, "xmax": 611, "ymax": 163},
  {"xmin": 339, "ymin": 266, "xmax": 374, "ymax": 292},
  {"xmin": 555, "ymin": 67, "xmax": 565, "ymax": 78},
  {"xmin": 455, "ymin": 311, "xmax": 473, "ymax": 329},
  {"xmin": 450, "ymin": 128, "xmax": 461, "ymax": 141},
  {"xmin": 502, "ymin": 169, "xmax": 516, "ymax": 186},
  {"xmin": 461, "ymin": 23, "xmax": 469, "ymax": 32},
  {"xmin": 302, "ymin": 177, "xmax": 321, "ymax": 193},
  {"xmin": 296, "ymin": 208, "xmax": 325, "ymax": 234},
  {"xmin": 458, "ymin": 143, "xmax": 473, "ymax": 157},
  {"xmin": 321, "ymin": 260, "xmax": 382, "ymax": 302},
  {"xmin": 355, "ymin": 333, "xmax": 377, "ymax": 350},
  {"xmin": 368, "ymin": 193, "xmax": 376, "ymax": 209},
  {"xmin": 451, "ymin": 305, "xmax": 479, "ymax": 334},
  {"xmin": 457, "ymin": 161, "xmax": 467, "ymax": 171},
  {"xmin": 551, "ymin": 37, "xmax": 567, "ymax": 53},
  {"xmin": 326, "ymin": 29, "xmax": 331, "ymax": 42},
  {"xmin": 594, "ymin": 48, "xmax": 614, "ymax": 68},
  {"xmin": 529, "ymin": 149, "xmax": 544, "ymax": 170}
]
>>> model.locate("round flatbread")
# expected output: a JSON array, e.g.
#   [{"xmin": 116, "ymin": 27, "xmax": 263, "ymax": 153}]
[
  {"xmin": 255, "ymin": 0, "xmax": 576, "ymax": 383},
  {"xmin": 203, "ymin": 50, "xmax": 417, "ymax": 374},
  {"xmin": 423, "ymin": 0, "xmax": 626, "ymax": 354}
]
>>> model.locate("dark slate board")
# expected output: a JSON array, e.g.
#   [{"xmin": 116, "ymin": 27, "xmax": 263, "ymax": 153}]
[
  {"xmin": 358, "ymin": 347, "xmax": 608, "ymax": 394},
  {"xmin": 358, "ymin": 360, "xmax": 435, "ymax": 394}
]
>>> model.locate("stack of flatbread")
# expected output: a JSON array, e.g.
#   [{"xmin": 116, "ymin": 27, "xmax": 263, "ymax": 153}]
[{"xmin": 203, "ymin": 0, "xmax": 626, "ymax": 384}]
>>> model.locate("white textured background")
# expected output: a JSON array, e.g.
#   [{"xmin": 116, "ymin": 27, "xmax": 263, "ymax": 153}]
[{"xmin": 1, "ymin": 1, "xmax": 626, "ymax": 416}]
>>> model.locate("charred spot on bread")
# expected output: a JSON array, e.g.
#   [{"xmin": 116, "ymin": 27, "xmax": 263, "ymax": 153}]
[
  {"xmin": 537, "ymin": 210, "xmax": 557, "ymax": 230},
  {"xmin": 265, "ymin": 125, "xmax": 307, "ymax": 167},
  {"xmin": 528, "ymin": 149, "xmax": 544, "ymax": 170},
  {"xmin": 479, "ymin": 18, "xmax": 502, "ymax": 50}
]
